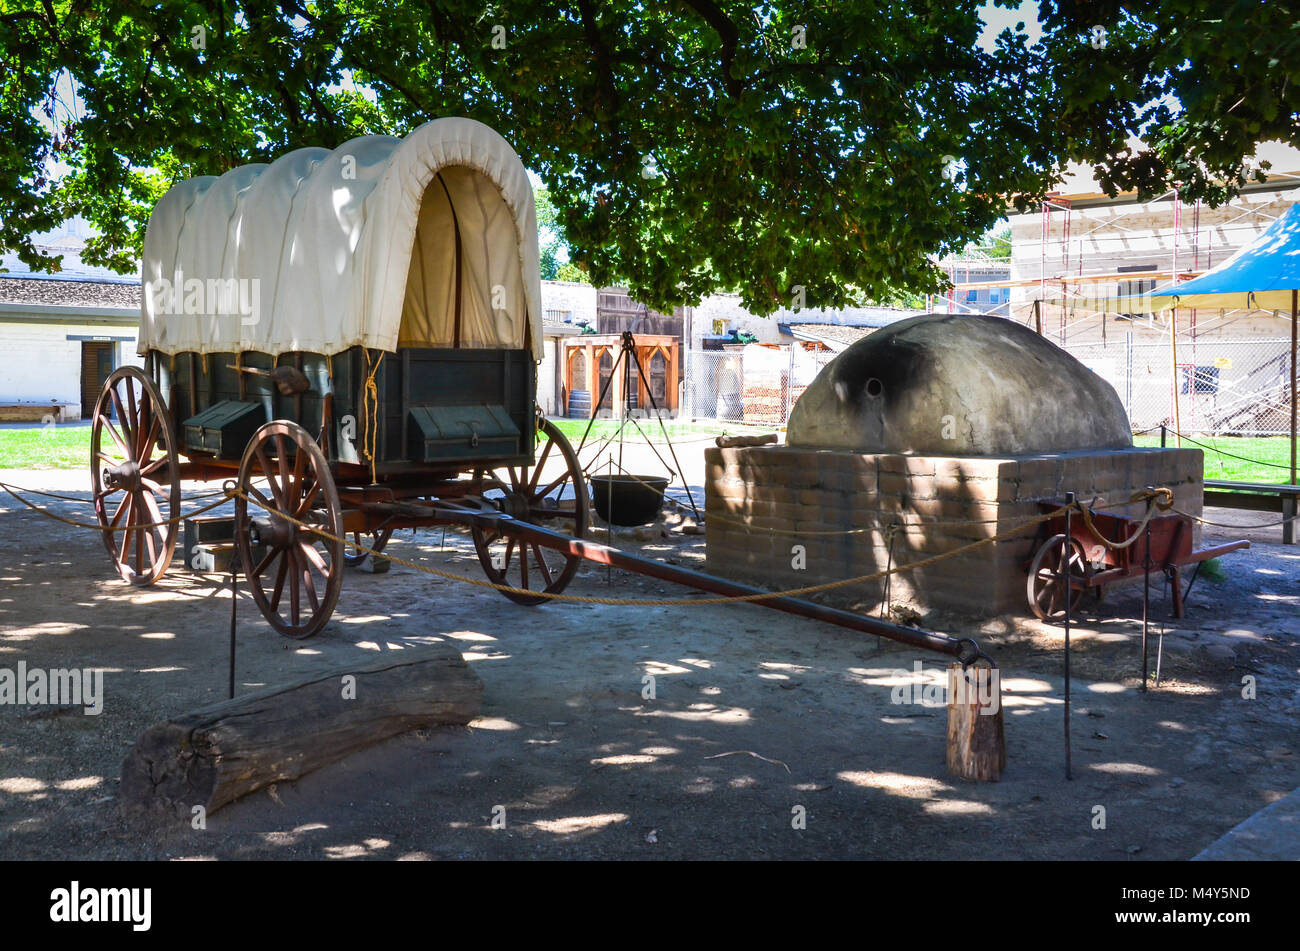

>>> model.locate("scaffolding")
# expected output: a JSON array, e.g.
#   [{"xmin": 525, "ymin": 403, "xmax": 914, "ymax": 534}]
[{"xmin": 946, "ymin": 172, "xmax": 1300, "ymax": 483}]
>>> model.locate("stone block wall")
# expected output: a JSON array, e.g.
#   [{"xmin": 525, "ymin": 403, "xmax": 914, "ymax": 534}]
[{"xmin": 704, "ymin": 445, "xmax": 1203, "ymax": 617}]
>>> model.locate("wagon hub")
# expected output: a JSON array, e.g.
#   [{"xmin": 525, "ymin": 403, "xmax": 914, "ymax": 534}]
[
  {"xmin": 249, "ymin": 515, "xmax": 296, "ymax": 549},
  {"xmin": 102, "ymin": 460, "xmax": 141, "ymax": 492},
  {"xmin": 496, "ymin": 490, "xmax": 533, "ymax": 521}
]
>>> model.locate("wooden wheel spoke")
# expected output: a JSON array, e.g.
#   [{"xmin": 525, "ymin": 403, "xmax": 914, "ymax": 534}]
[
  {"xmin": 142, "ymin": 517, "xmax": 158, "ymax": 566},
  {"xmin": 109, "ymin": 388, "xmax": 132, "ymax": 449},
  {"xmin": 520, "ymin": 537, "xmax": 530, "ymax": 589},
  {"xmin": 290, "ymin": 443, "xmax": 305, "ymax": 500},
  {"xmin": 528, "ymin": 439, "xmax": 554, "ymax": 493},
  {"xmin": 133, "ymin": 397, "xmax": 151, "ymax": 458},
  {"xmin": 125, "ymin": 382, "xmax": 140, "ymax": 449},
  {"xmin": 254, "ymin": 445, "xmax": 285, "ymax": 508},
  {"xmin": 531, "ymin": 544, "xmax": 553, "ymax": 586},
  {"xmin": 299, "ymin": 542, "xmax": 328, "ymax": 576},
  {"xmin": 139, "ymin": 490, "xmax": 164, "ymax": 531},
  {"xmin": 139, "ymin": 456, "xmax": 169, "ymax": 476},
  {"xmin": 130, "ymin": 493, "xmax": 145, "ymax": 574},
  {"xmin": 275, "ymin": 435, "xmax": 292, "ymax": 501},
  {"xmin": 106, "ymin": 494, "xmax": 130, "ymax": 530},
  {"xmin": 287, "ymin": 547, "xmax": 301, "ymax": 626},
  {"xmin": 138, "ymin": 414, "xmax": 162, "ymax": 465},
  {"xmin": 247, "ymin": 484, "xmax": 274, "ymax": 512},
  {"xmin": 296, "ymin": 479, "xmax": 321, "ymax": 517},
  {"xmin": 302, "ymin": 560, "xmax": 319, "ymax": 613},
  {"xmin": 269, "ymin": 554, "xmax": 289, "ymax": 610},
  {"xmin": 534, "ymin": 473, "xmax": 568, "ymax": 501},
  {"xmin": 118, "ymin": 503, "xmax": 134, "ymax": 565},
  {"xmin": 102, "ymin": 415, "xmax": 130, "ymax": 456},
  {"xmin": 252, "ymin": 546, "xmax": 277, "ymax": 578}
]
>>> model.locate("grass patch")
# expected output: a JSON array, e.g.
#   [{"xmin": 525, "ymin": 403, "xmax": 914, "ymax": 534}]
[
  {"xmin": 1133, "ymin": 433, "xmax": 1295, "ymax": 485},
  {"xmin": 0, "ymin": 417, "xmax": 743, "ymax": 470},
  {"xmin": 0, "ymin": 424, "xmax": 93, "ymax": 469},
  {"xmin": 551, "ymin": 417, "xmax": 738, "ymax": 447}
]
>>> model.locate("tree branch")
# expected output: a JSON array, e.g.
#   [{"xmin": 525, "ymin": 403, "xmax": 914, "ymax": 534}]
[{"xmin": 675, "ymin": 0, "xmax": 742, "ymax": 97}]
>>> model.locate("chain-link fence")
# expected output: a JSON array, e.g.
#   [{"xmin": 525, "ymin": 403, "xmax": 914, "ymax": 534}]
[
  {"xmin": 682, "ymin": 346, "xmax": 837, "ymax": 425},
  {"xmin": 1063, "ymin": 335, "xmax": 1294, "ymax": 436},
  {"xmin": 683, "ymin": 336, "xmax": 1293, "ymax": 436}
]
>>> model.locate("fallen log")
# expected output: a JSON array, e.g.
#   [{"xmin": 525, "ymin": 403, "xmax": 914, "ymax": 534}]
[{"xmin": 120, "ymin": 643, "xmax": 482, "ymax": 818}]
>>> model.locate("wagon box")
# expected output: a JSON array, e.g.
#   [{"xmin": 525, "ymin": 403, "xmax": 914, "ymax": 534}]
[{"xmin": 183, "ymin": 400, "xmax": 263, "ymax": 457}]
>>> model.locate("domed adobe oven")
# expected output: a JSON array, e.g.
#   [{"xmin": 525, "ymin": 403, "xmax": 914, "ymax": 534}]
[{"xmin": 704, "ymin": 315, "xmax": 1205, "ymax": 618}]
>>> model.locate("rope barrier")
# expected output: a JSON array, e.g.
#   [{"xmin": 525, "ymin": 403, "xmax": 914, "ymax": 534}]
[
  {"xmin": 0, "ymin": 480, "xmax": 233, "ymax": 531},
  {"xmin": 1164, "ymin": 428, "xmax": 1295, "ymax": 473},
  {"xmin": 234, "ymin": 486, "xmax": 1069, "ymax": 606},
  {"xmin": 1077, "ymin": 487, "xmax": 1174, "ymax": 551},
  {"xmin": 0, "ymin": 480, "xmax": 231, "ymax": 505},
  {"xmin": 1173, "ymin": 507, "xmax": 1300, "ymax": 529}
]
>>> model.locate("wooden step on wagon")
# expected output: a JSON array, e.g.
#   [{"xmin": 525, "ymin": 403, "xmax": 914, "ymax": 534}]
[{"xmin": 1025, "ymin": 500, "xmax": 1250, "ymax": 621}]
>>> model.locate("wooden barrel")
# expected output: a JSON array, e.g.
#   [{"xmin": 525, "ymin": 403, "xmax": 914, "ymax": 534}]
[{"xmin": 568, "ymin": 389, "xmax": 592, "ymax": 418}]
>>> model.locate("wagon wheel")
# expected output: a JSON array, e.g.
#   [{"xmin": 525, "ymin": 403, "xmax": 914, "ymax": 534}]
[
  {"xmin": 234, "ymin": 421, "xmax": 344, "ymax": 638},
  {"xmin": 344, "ymin": 528, "xmax": 394, "ymax": 567},
  {"xmin": 471, "ymin": 418, "xmax": 589, "ymax": 606},
  {"xmin": 90, "ymin": 367, "xmax": 180, "ymax": 586},
  {"xmin": 1027, "ymin": 533, "xmax": 1089, "ymax": 622}
]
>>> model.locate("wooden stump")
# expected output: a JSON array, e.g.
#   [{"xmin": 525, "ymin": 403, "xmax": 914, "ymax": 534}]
[
  {"xmin": 946, "ymin": 663, "xmax": 1006, "ymax": 781},
  {"xmin": 120, "ymin": 643, "xmax": 482, "ymax": 818}
]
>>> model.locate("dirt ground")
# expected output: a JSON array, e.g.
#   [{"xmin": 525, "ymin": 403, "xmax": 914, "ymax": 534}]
[{"xmin": 1, "ymin": 457, "xmax": 1297, "ymax": 861}]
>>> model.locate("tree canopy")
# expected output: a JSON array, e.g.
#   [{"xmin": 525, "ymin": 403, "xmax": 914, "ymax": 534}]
[{"xmin": 2, "ymin": 1, "xmax": 1296, "ymax": 313}]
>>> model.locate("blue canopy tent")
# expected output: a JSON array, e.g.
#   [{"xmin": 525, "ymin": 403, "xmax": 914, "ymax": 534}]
[{"xmin": 1153, "ymin": 203, "xmax": 1299, "ymax": 486}]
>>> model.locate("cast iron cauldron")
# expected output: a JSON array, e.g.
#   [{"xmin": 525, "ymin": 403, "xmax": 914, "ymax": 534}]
[{"xmin": 589, "ymin": 474, "xmax": 669, "ymax": 526}]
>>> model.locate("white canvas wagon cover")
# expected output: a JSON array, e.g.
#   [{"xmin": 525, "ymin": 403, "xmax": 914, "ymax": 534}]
[{"xmin": 138, "ymin": 117, "xmax": 543, "ymax": 361}]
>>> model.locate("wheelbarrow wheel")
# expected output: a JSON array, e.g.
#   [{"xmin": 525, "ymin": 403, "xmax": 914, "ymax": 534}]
[
  {"xmin": 233, "ymin": 421, "xmax": 344, "ymax": 638},
  {"xmin": 471, "ymin": 418, "xmax": 589, "ymax": 606},
  {"xmin": 91, "ymin": 366, "xmax": 181, "ymax": 586},
  {"xmin": 1027, "ymin": 533, "xmax": 1088, "ymax": 622}
]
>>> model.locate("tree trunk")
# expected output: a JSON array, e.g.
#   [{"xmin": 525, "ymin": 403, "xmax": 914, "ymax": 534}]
[{"xmin": 120, "ymin": 644, "xmax": 482, "ymax": 818}]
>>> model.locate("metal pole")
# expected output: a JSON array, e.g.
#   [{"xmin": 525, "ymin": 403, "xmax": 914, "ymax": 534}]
[
  {"xmin": 228, "ymin": 563, "xmax": 238, "ymax": 700},
  {"xmin": 1171, "ymin": 190, "xmax": 1182, "ymax": 447},
  {"xmin": 1125, "ymin": 331, "xmax": 1134, "ymax": 422},
  {"xmin": 1291, "ymin": 288, "xmax": 1297, "ymax": 488},
  {"xmin": 626, "ymin": 340, "xmax": 702, "ymax": 520},
  {"xmin": 1142, "ymin": 486, "xmax": 1153, "ymax": 693},
  {"xmin": 1063, "ymin": 491, "xmax": 1074, "ymax": 780}
]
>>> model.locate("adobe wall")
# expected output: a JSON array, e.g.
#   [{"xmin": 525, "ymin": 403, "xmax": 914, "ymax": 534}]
[{"xmin": 704, "ymin": 445, "xmax": 1203, "ymax": 618}]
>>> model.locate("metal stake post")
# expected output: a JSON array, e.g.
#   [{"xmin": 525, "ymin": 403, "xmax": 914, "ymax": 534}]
[
  {"xmin": 1141, "ymin": 485, "xmax": 1154, "ymax": 693},
  {"xmin": 1064, "ymin": 491, "xmax": 1075, "ymax": 780}
]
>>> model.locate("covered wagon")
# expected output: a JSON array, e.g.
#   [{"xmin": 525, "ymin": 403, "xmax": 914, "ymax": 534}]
[{"xmin": 91, "ymin": 117, "xmax": 588, "ymax": 636}]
